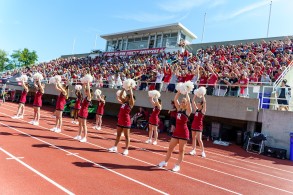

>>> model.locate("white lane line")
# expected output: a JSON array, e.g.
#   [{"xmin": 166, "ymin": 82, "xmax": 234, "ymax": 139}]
[
  {"xmin": 0, "ymin": 147, "xmax": 74, "ymax": 195},
  {"xmin": 0, "ymin": 111, "xmax": 241, "ymax": 195},
  {"xmin": 0, "ymin": 120, "xmax": 169, "ymax": 195},
  {"xmin": 3, "ymin": 106, "xmax": 293, "ymax": 192},
  {"xmin": 66, "ymin": 153, "xmax": 79, "ymax": 156},
  {"xmin": 5, "ymin": 103, "xmax": 293, "ymax": 175},
  {"xmin": 97, "ymin": 129, "xmax": 293, "ymax": 183},
  {"xmin": 6, "ymin": 157, "xmax": 24, "ymax": 160}
]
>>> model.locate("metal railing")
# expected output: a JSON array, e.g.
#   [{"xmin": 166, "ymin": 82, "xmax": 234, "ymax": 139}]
[{"xmin": 273, "ymin": 61, "xmax": 293, "ymax": 90}]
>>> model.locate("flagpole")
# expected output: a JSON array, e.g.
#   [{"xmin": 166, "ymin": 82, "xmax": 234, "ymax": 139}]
[
  {"xmin": 267, "ymin": 1, "xmax": 272, "ymax": 38},
  {"xmin": 201, "ymin": 12, "xmax": 206, "ymax": 43}
]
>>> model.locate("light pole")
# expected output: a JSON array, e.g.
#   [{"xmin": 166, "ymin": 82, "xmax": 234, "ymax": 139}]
[
  {"xmin": 201, "ymin": 12, "xmax": 207, "ymax": 43},
  {"xmin": 267, "ymin": 1, "xmax": 272, "ymax": 38}
]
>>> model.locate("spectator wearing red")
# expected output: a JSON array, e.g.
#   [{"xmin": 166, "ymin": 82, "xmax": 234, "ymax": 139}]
[
  {"xmin": 206, "ymin": 64, "xmax": 218, "ymax": 96},
  {"xmin": 162, "ymin": 64, "xmax": 172, "ymax": 92}
]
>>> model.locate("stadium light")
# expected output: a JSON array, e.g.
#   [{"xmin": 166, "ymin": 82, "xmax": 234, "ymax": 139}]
[
  {"xmin": 267, "ymin": 1, "xmax": 272, "ymax": 38},
  {"xmin": 201, "ymin": 12, "xmax": 207, "ymax": 43}
]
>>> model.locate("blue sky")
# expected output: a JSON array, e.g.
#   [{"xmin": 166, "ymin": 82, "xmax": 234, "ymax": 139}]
[{"xmin": 0, "ymin": 0, "xmax": 292, "ymax": 62}]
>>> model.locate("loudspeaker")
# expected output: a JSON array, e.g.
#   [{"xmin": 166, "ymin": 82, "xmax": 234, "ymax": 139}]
[{"xmin": 264, "ymin": 146, "xmax": 287, "ymax": 160}]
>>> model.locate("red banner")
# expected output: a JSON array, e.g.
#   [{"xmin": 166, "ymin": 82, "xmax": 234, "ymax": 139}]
[{"xmin": 103, "ymin": 48, "xmax": 165, "ymax": 57}]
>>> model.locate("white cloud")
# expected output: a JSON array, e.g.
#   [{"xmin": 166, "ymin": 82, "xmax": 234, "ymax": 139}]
[
  {"xmin": 157, "ymin": 0, "xmax": 207, "ymax": 13},
  {"xmin": 115, "ymin": 13, "xmax": 178, "ymax": 23},
  {"xmin": 213, "ymin": 0, "xmax": 271, "ymax": 21}
]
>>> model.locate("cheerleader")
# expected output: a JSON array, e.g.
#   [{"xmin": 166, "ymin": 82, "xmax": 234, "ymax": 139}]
[
  {"xmin": 108, "ymin": 88, "xmax": 135, "ymax": 156},
  {"xmin": 50, "ymin": 81, "xmax": 68, "ymax": 133},
  {"xmin": 72, "ymin": 89, "xmax": 83, "ymax": 124},
  {"xmin": 29, "ymin": 79, "xmax": 45, "ymax": 126},
  {"xmin": 189, "ymin": 95, "xmax": 206, "ymax": 157},
  {"xmin": 74, "ymin": 82, "xmax": 91, "ymax": 142},
  {"xmin": 145, "ymin": 97, "xmax": 162, "ymax": 145},
  {"xmin": 93, "ymin": 94, "xmax": 106, "ymax": 130},
  {"xmin": 158, "ymin": 91, "xmax": 192, "ymax": 172},
  {"xmin": 168, "ymin": 101, "xmax": 177, "ymax": 136},
  {"xmin": 12, "ymin": 80, "xmax": 29, "ymax": 119}
]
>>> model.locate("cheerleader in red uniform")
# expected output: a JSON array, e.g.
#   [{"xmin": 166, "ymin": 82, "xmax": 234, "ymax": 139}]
[
  {"xmin": 168, "ymin": 101, "xmax": 177, "ymax": 135},
  {"xmin": 12, "ymin": 80, "xmax": 29, "ymax": 119},
  {"xmin": 72, "ymin": 89, "xmax": 83, "ymax": 124},
  {"xmin": 29, "ymin": 80, "xmax": 45, "ymax": 126},
  {"xmin": 93, "ymin": 94, "xmax": 106, "ymax": 130},
  {"xmin": 108, "ymin": 88, "xmax": 135, "ymax": 156},
  {"xmin": 74, "ymin": 82, "xmax": 92, "ymax": 142},
  {"xmin": 190, "ymin": 95, "xmax": 206, "ymax": 157},
  {"xmin": 145, "ymin": 97, "xmax": 162, "ymax": 145},
  {"xmin": 50, "ymin": 81, "xmax": 68, "ymax": 133},
  {"xmin": 158, "ymin": 91, "xmax": 192, "ymax": 172}
]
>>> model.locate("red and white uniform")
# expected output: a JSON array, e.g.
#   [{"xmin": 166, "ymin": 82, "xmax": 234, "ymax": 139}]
[
  {"xmin": 191, "ymin": 109, "xmax": 204, "ymax": 131},
  {"xmin": 33, "ymin": 90, "xmax": 43, "ymax": 107},
  {"xmin": 78, "ymin": 97, "xmax": 90, "ymax": 119},
  {"xmin": 96, "ymin": 101, "xmax": 105, "ymax": 116},
  {"xmin": 56, "ymin": 92, "xmax": 66, "ymax": 111},
  {"xmin": 74, "ymin": 97, "xmax": 82, "ymax": 110},
  {"xmin": 19, "ymin": 90, "xmax": 28, "ymax": 104},
  {"xmin": 117, "ymin": 103, "xmax": 131, "ymax": 128},
  {"xmin": 149, "ymin": 106, "xmax": 160, "ymax": 126},
  {"xmin": 172, "ymin": 111, "xmax": 189, "ymax": 140}
]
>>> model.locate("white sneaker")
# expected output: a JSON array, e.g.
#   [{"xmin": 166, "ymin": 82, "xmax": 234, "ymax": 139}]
[
  {"xmin": 33, "ymin": 121, "xmax": 39, "ymax": 126},
  {"xmin": 50, "ymin": 127, "xmax": 57, "ymax": 132},
  {"xmin": 79, "ymin": 137, "xmax": 87, "ymax": 143},
  {"xmin": 51, "ymin": 115, "xmax": 56, "ymax": 118},
  {"xmin": 145, "ymin": 139, "xmax": 152, "ymax": 144},
  {"xmin": 55, "ymin": 128, "xmax": 61, "ymax": 133},
  {"xmin": 28, "ymin": 120, "xmax": 35, "ymax": 124},
  {"xmin": 158, "ymin": 161, "xmax": 168, "ymax": 168},
  {"xmin": 71, "ymin": 121, "xmax": 75, "ymax": 124},
  {"xmin": 74, "ymin": 135, "xmax": 81, "ymax": 140},
  {"xmin": 172, "ymin": 165, "xmax": 180, "ymax": 172},
  {"xmin": 97, "ymin": 126, "xmax": 101, "ymax": 130},
  {"xmin": 201, "ymin": 151, "xmax": 206, "ymax": 158},
  {"xmin": 189, "ymin": 150, "xmax": 196, "ymax": 156},
  {"xmin": 153, "ymin": 141, "xmax": 157, "ymax": 145},
  {"xmin": 92, "ymin": 125, "xmax": 97, "ymax": 129},
  {"xmin": 18, "ymin": 115, "xmax": 24, "ymax": 119},
  {"xmin": 11, "ymin": 115, "xmax": 18, "ymax": 119},
  {"xmin": 122, "ymin": 149, "xmax": 129, "ymax": 156},
  {"xmin": 108, "ymin": 146, "xmax": 118, "ymax": 153},
  {"xmin": 75, "ymin": 121, "xmax": 79, "ymax": 125}
]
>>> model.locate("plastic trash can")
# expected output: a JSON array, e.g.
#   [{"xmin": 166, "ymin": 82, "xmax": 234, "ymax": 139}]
[{"xmin": 290, "ymin": 132, "xmax": 293, "ymax": 161}]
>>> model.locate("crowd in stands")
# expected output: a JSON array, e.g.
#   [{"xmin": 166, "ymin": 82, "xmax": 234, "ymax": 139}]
[{"xmin": 2, "ymin": 37, "xmax": 293, "ymax": 97}]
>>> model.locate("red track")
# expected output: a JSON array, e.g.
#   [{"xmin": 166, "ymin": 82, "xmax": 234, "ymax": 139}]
[{"xmin": 0, "ymin": 102, "xmax": 293, "ymax": 195}]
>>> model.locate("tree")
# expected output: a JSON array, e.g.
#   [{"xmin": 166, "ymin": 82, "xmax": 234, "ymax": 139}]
[
  {"xmin": 0, "ymin": 49, "xmax": 9, "ymax": 72},
  {"xmin": 11, "ymin": 48, "xmax": 38, "ymax": 67}
]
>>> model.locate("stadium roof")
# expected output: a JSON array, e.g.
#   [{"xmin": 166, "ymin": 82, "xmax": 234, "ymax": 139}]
[{"xmin": 100, "ymin": 23, "xmax": 197, "ymax": 40}]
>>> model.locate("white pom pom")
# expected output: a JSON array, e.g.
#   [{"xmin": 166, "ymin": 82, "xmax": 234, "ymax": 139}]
[
  {"xmin": 122, "ymin": 79, "xmax": 130, "ymax": 90},
  {"xmin": 176, "ymin": 82, "xmax": 187, "ymax": 94},
  {"xmin": 95, "ymin": 89, "xmax": 102, "ymax": 96},
  {"xmin": 33, "ymin": 73, "xmax": 44, "ymax": 81},
  {"xmin": 49, "ymin": 77, "xmax": 56, "ymax": 84},
  {"xmin": 82, "ymin": 74, "xmax": 93, "ymax": 83},
  {"xmin": 193, "ymin": 89, "xmax": 199, "ymax": 96},
  {"xmin": 129, "ymin": 79, "xmax": 137, "ymax": 89},
  {"xmin": 197, "ymin": 87, "xmax": 206, "ymax": 98},
  {"xmin": 148, "ymin": 90, "xmax": 161, "ymax": 98},
  {"xmin": 75, "ymin": 85, "xmax": 82, "ymax": 91},
  {"xmin": 116, "ymin": 90, "xmax": 126, "ymax": 98},
  {"xmin": 54, "ymin": 75, "xmax": 62, "ymax": 83},
  {"xmin": 21, "ymin": 75, "xmax": 28, "ymax": 82},
  {"xmin": 183, "ymin": 81, "xmax": 194, "ymax": 94}
]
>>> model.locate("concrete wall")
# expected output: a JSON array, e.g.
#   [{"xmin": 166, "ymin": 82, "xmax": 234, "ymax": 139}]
[
  {"xmin": 258, "ymin": 109, "xmax": 293, "ymax": 158},
  {"xmin": 7, "ymin": 84, "xmax": 260, "ymax": 122}
]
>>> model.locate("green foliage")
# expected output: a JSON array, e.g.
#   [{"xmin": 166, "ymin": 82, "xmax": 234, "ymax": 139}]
[
  {"xmin": 11, "ymin": 48, "xmax": 38, "ymax": 67},
  {"xmin": 0, "ymin": 49, "xmax": 9, "ymax": 72}
]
